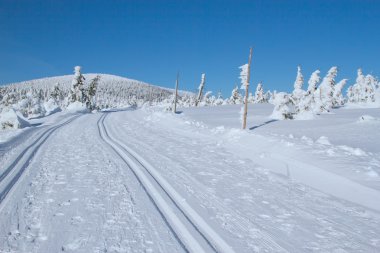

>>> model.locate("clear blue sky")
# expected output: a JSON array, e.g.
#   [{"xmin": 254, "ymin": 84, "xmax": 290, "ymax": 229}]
[{"xmin": 1, "ymin": 0, "xmax": 379, "ymax": 96}]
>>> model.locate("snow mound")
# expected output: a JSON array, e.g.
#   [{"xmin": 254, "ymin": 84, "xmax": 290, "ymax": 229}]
[
  {"xmin": 44, "ymin": 99, "xmax": 61, "ymax": 116},
  {"xmin": 293, "ymin": 110, "xmax": 315, "ymax": 120},
  {"xmin": 0, "ymin": 108, "xmax": 30, "ymax": 130},
  {"xmin": 66, "ymin": 102, "xmax": 88, "ymax": 113},
  {"xmin": 316, "ymin": 136, "xmax": 331, "ymax": 145}
]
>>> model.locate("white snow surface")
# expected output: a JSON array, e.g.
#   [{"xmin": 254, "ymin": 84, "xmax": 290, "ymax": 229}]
[{"xmin": 0, "ymin": 104, "xmax": 380, "ymax": 252}]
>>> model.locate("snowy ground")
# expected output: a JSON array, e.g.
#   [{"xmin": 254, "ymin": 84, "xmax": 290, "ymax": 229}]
[{"xmin": 1, "ymin": 104, "xmax": 380, "ymax": 252}]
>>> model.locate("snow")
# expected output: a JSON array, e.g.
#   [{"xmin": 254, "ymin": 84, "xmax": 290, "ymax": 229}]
[
  {"xmin": 1, "ymin": 103, "xmax": 380, "ymax": 252},
  {"xmin": 0, "ymin": 108, "xmax": 30, "ymax": 130},
  {"xmin": 66, "ymin": 101, "xmax": 88, "ymax": 113}
]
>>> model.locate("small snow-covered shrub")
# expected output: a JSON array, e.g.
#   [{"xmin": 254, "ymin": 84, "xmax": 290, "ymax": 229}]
[{"xmin": 0, "ymin": 108, "xmax": 29, "ymax": 130}]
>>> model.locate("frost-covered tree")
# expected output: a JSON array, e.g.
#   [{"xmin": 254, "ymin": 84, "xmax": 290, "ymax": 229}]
[
  {"xmin": 271, "ymin": 92, "xmax": 293, "ymax": 120},
  {"xmin": 332, "ymin": 79, "xmax": 347, "ymax": 107},
  {"xmin": 315, "ymin": 66, "xmax": 338, "ymax": 112},
  {"xmin": 307, "ymin": 70, "xmax": 321, "ymax": 94},
  {"xmin": 254, "ymin": 82, "xmax": 265, "ymax": 103},
  {"xmin": 347, "ymin": 69, "xmax": 378, "ymax": 104},
  {"xmin": 87, "ymin": 75, "xmax": 100, "ymax": 110},
  {"xmin": 292, "ymin": 66, "xmax": 306, "ymax": 104},
  {"xmin": 27, "ymin": 89, "xmax": 46, "ymax": 119},
  {"xmin": 70, "ymin": 66, "xmax": 86, "ymax": 103},
  {"xmin": 247, "ymin": 92, "xmax": 255, "ymax": 103},
  {"xmin": 264, "ymin": 90, "xmax": 272, "ymax": 102},
  {"xmin": 347, "ymin": 86, "xmax": 354, "ymax": 103},
  {"xmin": 229, "ymin": 85, "xmax": 243, "ymax": 104},
  {"xmin": 214, "ymin": 91, "xmax": 224, "ymax": 105}
]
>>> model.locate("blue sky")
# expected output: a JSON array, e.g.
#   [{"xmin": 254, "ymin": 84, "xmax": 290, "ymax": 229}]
[{"xmin": 0, "ymin": 0, "xmax": 379, "ymax": 96}]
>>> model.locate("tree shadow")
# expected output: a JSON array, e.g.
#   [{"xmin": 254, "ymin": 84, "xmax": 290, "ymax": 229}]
[{"xmin": 249, "ymin": 119, "xmax": 278, "ymax": 130}]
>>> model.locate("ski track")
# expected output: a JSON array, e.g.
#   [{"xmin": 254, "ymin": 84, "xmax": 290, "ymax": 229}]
[
  {"xmin": 99, "ymin": 112, "xmax": 236, "ymax": 253},
  {"xmin": 0, "ymin": 115, "xmax": 80, "ymax": 208},
  {"xmin": 0, "ymin": 113, "xmax": 184, "ymax": 253},
  {"xmin": 105, "ymin": 109, "xmax": 380, "ymax": 252}
]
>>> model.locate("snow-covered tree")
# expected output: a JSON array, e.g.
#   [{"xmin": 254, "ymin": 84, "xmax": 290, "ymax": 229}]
[
  {"xmin": 332, "ymin": 79, "xmax": 347, "ymax": 107},
  {"xmin": 70, "ymin": 66, "xmax": 86, "ymax": 103},
  {"xmin": 315, "ymin": 66, "xmax": 338, "ymax": 112},
  {"xmin": 247, "ymin": 92, "xmax": 255, "ymax": 103},
  {"xmin": 87, "ymin": 75, "xmax": 100, "ymax": 110},
  {"xmin": 271, "ymin": 92, "xmax": 293, "ymax": 120},
  {"xmin": 254, "ymin": 82, "xmax": 265, "ymax": 103},
  {"xmin": 214, "ymin": 91, "xmax": 224, "ymax": 105},
  {"xmin": 347, "ymin": 68, "xmax": 378, "ymax": 104},
  {"xmin": 229, "ymin": 85, "xmax": 243, "ymax": 104},
  {"xmin": 307, "ymin": 70, "xmax": 321, "ymax": 94},
  {"xmin": 292, "ymin": 66, "xmax": 306, "ymax": 103}
]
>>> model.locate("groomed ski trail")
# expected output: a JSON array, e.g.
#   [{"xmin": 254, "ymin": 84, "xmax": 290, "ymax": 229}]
[
  {"xmin": 98, "ymin": 112, "xmax": 236, "ymax": 253},
  {"xmin": 0, "ymin": 115, "xmax": 80, "ymax": 210}
]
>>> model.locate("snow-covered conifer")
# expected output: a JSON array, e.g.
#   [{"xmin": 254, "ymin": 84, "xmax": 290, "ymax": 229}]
[
  {"xmin": 315, "ymin": 66, "xmax": 338, "ymax": 112},
  {"xmin": 307, "ymin": 70, "xmax": 321, "ymax": 94},
  {"xmin": 332, "ymin": 79, "xmax": 347, "ymax": 107},
  {"xmin": 229, "ymin": 85, "xmax": 243, "ymax": 104},
  {"xmin": 292, "ymin": 66, "xmax": 306, "ymax": 104},
  {"xmin": 70, "ymin": 66, "xmax": 86, "ymax": 103},
  {"xmin": 270, "ymin": 92, "xmax": 293, "ymax": 120},
  {"xmin": 254, "ymin": 82, "xmax": 265, "ymax": 103},
  {"xmin": 87, "ymin": 75, "xmax": 100, "ymax": 110}
]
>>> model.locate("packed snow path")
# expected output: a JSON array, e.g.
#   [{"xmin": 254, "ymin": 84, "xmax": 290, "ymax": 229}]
[{"xmin": 0, "ymin": 106, "xmax": 380, "ymax": 252}]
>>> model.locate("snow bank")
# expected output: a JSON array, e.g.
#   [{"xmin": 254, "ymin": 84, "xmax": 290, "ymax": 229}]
[
  {"xmin": 44, "ymin": 99, "xmax": 61, "ymax": 116},
  {"xmin": 66, "ymin": 101, "xmax": 88, "ymax": 113},
  {"xmin": 0, "ymin": 108, "xmax": 30, "ymax": 130}
]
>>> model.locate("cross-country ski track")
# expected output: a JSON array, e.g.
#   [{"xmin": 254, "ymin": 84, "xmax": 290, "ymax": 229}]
[{"xmin": 98, "ymin": 112, "xmax": 235, "ymax": 253}]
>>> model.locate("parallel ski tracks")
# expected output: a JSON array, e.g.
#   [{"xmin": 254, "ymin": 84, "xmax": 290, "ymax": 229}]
[
  {"xmin": 0, "ymin": 115, "xmax": 80, "ymax": 207},
  {"xmin": 98, "ymin": 113, "xmax": 236, "ymax": 253}
]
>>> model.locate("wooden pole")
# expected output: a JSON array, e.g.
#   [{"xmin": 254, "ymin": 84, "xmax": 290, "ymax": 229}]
[
  {"xmin": 242, "ymin": 47, "xmax": 253, "ymax": 129},
  {"xmin": 195, "ymin": 73, "xmax": 205, "ymax": 106},
  {"xmin": 173, "ymin": 72, "xmax": 179, "ymax": 113}
]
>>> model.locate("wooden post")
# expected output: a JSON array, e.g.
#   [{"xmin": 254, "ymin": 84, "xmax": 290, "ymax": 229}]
[
  {"xmin": 242, "ymin": 47, "xmax": 253, "ymax": 129},
  {"xmin": 195, "ymin": 73, "xmax": 206, "ymax": 106},
  {"xmin": 173, "ymin": 72, "xmax": 179, "ymax": 113}
]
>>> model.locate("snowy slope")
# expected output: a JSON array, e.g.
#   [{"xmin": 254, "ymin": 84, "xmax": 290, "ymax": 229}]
[{"xmin": 0, "ymin": 104, "xmax": 380, "ymax": 252}]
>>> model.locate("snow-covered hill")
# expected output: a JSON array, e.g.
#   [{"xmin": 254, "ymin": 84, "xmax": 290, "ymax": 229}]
[{"xmin": 1, "ymin": 73, "xmax": 175, "ymax": 107}]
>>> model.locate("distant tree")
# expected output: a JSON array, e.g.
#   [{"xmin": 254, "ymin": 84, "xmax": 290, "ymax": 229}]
[
  {"xmin": 70, "ymin": 66, "xmax": 86, "ymax": 103},
  {"xmin": 292, "ymin": 66, "xmax": 306, "ymax": 104},
  {"xmin": 254, "ymin": 82, "xmax": 266, "ymax": 103},
  {"xmin": 229, "ymin": 85, "xmax": 243, "ymax": 104},
  {"xmin": 87, "ymin": 75, "xmax": 100, "ymax": 110}
]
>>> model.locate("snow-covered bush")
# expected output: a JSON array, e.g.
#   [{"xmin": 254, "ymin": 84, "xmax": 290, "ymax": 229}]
[
  {"xmin": 0, "ymin": 108, "xmax": 29, "ymax": 130},
  {"xmin": 270, "ymin": 92, "xmax": 294, "ymax": 120}
]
